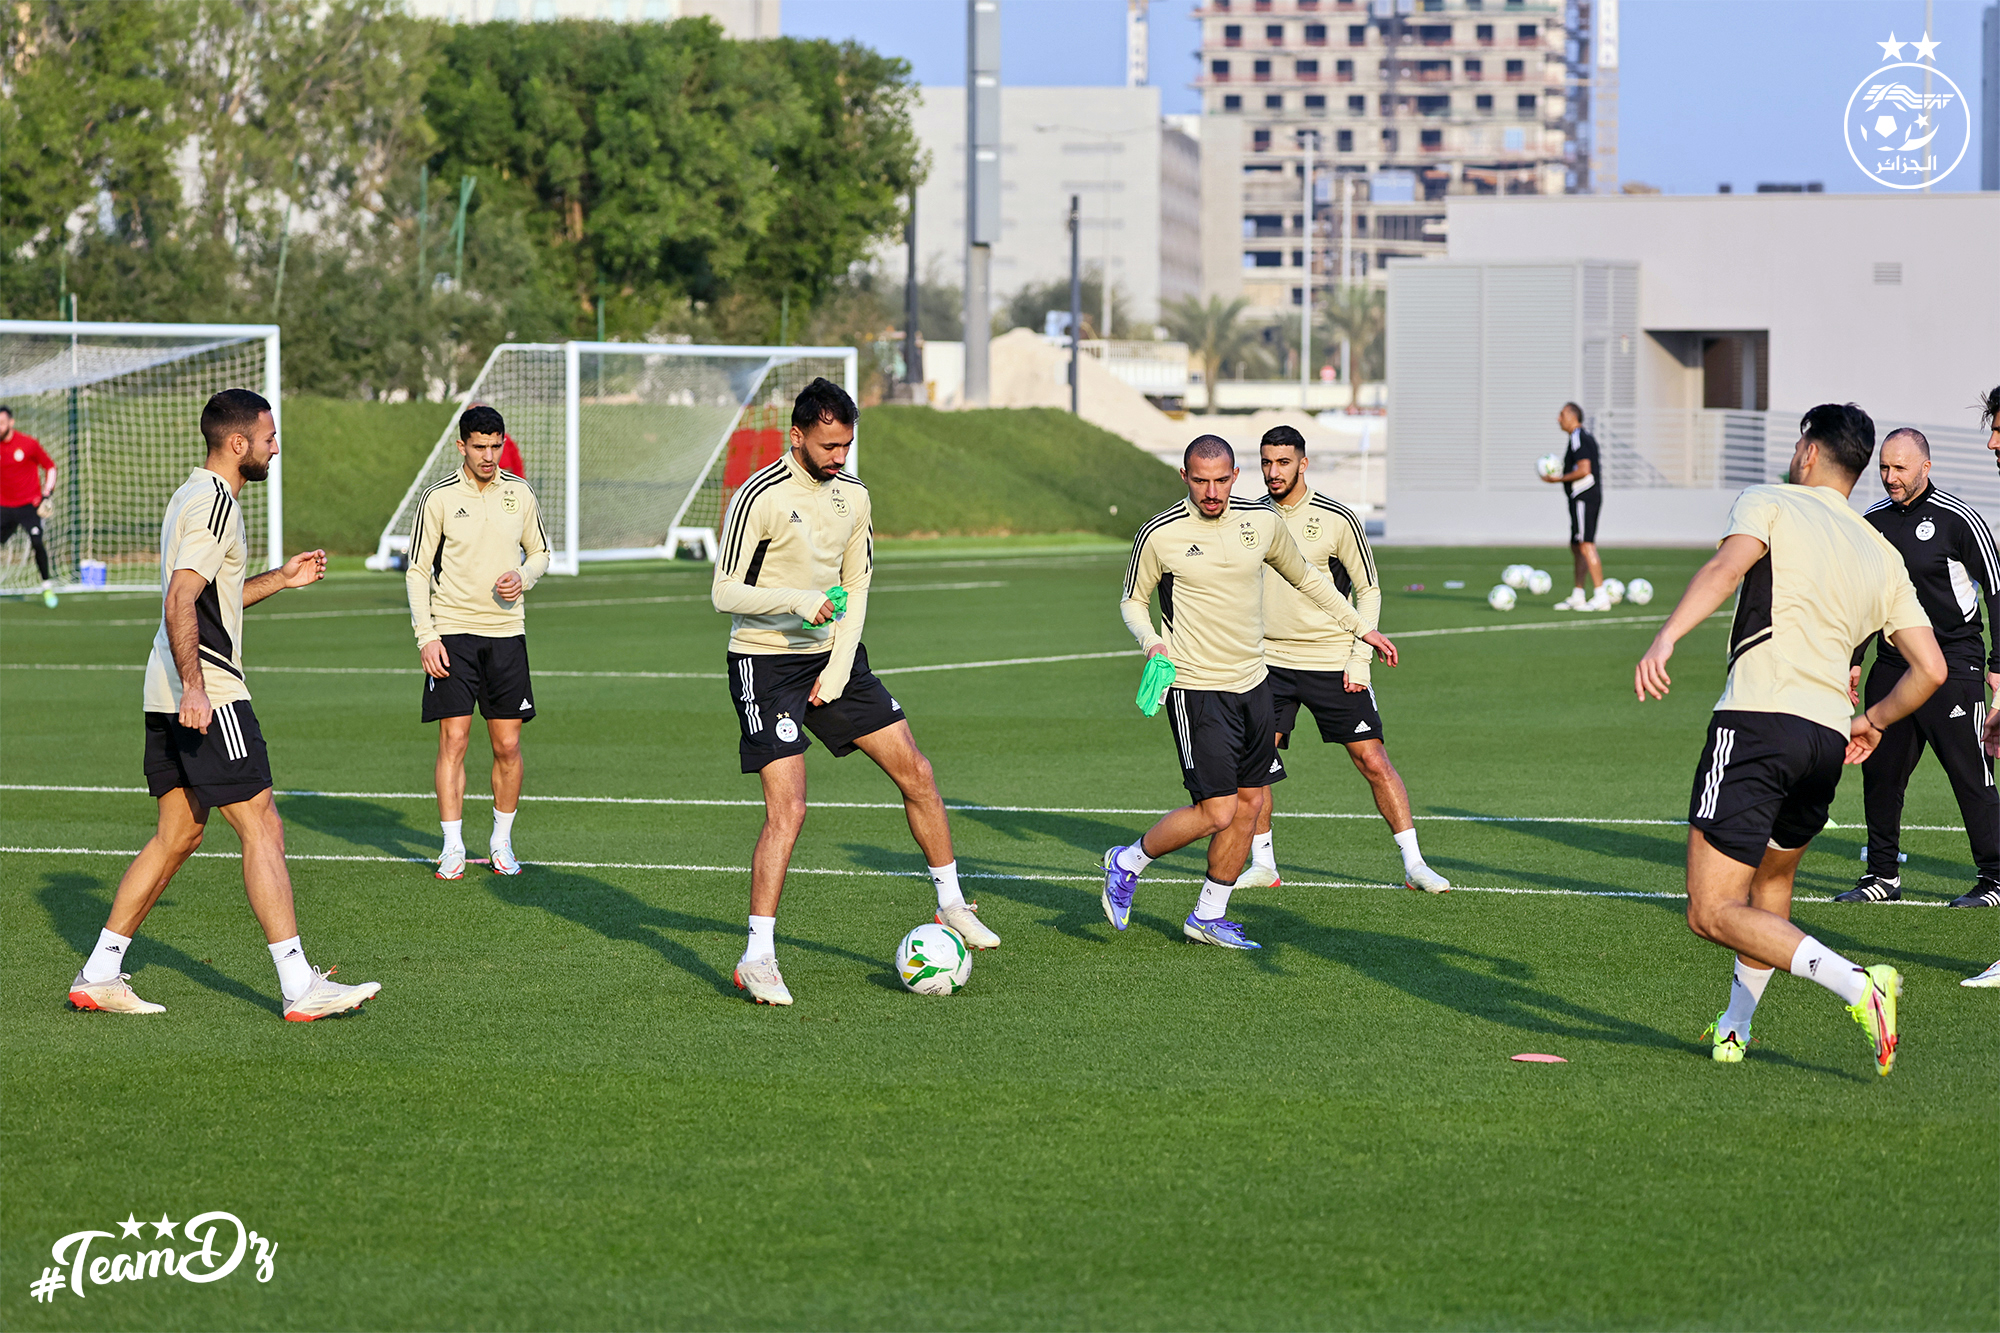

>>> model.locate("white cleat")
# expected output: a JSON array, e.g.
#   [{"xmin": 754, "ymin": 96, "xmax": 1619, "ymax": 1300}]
[
  {"xmin": 488, "ymin": 841, "xmax": 522, "ymax": 876},
  {"xmin": 1963, "ymin": 960, "xmax": 2000, "ymax": 988},
  {"xmin": 1552, "ymin": 591, "xmax": 1585, "ymax": 611},
  {"xmin": 936, "ymin": 901, "xmax": 1001, "ymax": 949},
  {"xmin": 1404, "ymin": 862, "xmax": 1452, "ymax": 894},
  {"xmin": 733, "ymin": 954, "xmax": 794, "ymax": 1006},
  {"xmin": 68, "ymin": 971, "xmax": 165, "ymax": 1014},
  {"xmin": 1585, "ymin": 591, "xmax": 1613, "ymax": 612},
  {"xmin": 436, "ymin": 846, "xmax": 466, "ymax": 880},
  {"xmin": 282, "ymin": 967, "xmax": 380, "ymax": 1022},
  {"xmin": 1235, "ymin": 864, "xmax": 1283, "ymax": 890}
]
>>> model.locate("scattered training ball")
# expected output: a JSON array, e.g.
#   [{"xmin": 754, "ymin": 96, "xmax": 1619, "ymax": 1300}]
[
  {"xmin": 1502, "ymin": 564, "xmax": 1530, "ymax": 589},
  {"xmin": 1602, "ymin": 578, "xmax": 1625, "ymax": 606},
  {"xmin": 1626, "ymin": 577, "xmax": 1654, "ymax": 606},
  {"xmin": 1487, "ymin": 584, "xmax": 1517, "ymax": 612},
  {"xmin": 896, "ymin": 923, "xmax": 972, "ymax": 995},
  {"xmin": 1526, "ymin": 569, "xmax": 1553, "ymax": 596}
]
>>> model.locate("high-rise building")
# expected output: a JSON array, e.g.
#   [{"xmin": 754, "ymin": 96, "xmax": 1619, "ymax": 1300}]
[
  {"xmin": 400, "ymin": 0, "xmax": 778, "ymax": 33},
  {"xmin": 1194, "ymin": 0, "xmax": 1580, "ymax": 320}
]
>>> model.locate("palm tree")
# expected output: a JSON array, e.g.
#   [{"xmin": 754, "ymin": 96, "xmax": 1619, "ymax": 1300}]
[
  {"xmin": 1161, "ymin": 294, "xmax": 1264, "ymax": 414},
  {"xmin": 1318, "ymin": 284, "xmax": 1386, "ymax": 410}
]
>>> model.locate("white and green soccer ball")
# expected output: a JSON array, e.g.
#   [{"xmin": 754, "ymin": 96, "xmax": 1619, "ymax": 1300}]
[
  {"xmin": 1536, "ymin": 453, "xmax": 1562, "ymax": 479},
  {"xmin": 1502, "ymin": 564, "xmax": 1531, "ymax": 589},
  {"xmin": 1526, "ymin": 569, "xmax": 1553, "ymax": 595},
  {"xmin": 1602, "ymin": 578, "xmax": 1625, "ymax": 606},
  {"xmin": 896, "ymin": 922, "xmax": 972, "ymax": 994},
  {"xmin": 1487, "ymin": 584, "xmax": 1517, "ymax": 612},
  {"xmin": 1626, "ymin": 577, "xmax": 1654, "ymax": 606}
]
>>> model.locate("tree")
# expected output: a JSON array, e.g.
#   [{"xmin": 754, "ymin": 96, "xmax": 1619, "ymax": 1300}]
[
  {"xmin": 1000, "ymin": 271, "xmax": 1128, "ymax": 340},
  {"xmin": 1319, "ymin": 284, "xmax": 1386, "ymax": 409},
  {"xmin": 1160, "ymin": 294, "xmax": 1265, "ymax": 414}
]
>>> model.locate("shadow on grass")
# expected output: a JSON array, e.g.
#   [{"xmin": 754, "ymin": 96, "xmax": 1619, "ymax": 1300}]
[
  {"xmin": 36, "ymin": 871, "xmax": 282, "ymax": 1015},
  {"xmin": 276, "ymin": 794, "xmax": 434, "ymax": 863}
]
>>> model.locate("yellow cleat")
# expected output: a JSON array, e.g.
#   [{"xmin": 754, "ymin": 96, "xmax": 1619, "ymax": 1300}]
[
  {"xmin": 1700, "ymin": 1013, "xmax": 1747, "ymax": 1063},
  {"xmin": 1846, "ymin": 964, "xmax": 1901, "ymax": 1076}
]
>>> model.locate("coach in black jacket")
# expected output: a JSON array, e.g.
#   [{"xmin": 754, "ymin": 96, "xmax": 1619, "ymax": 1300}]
[{"xmin": 1838, "ymin": 427, "xmax": 2000, "ymax": 908}]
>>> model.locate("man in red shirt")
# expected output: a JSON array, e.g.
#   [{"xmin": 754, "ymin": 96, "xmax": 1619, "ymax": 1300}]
[{"xmin": 0, "ymin": 405, "xmax": 58, "ymax": 606}]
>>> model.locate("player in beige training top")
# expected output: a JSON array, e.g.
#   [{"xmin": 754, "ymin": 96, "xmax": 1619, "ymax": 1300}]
[
  {"xmin": 712, "ymin": 377, "xmax": 993, "ymax": 1007},
  {"xmin": 66, "ymin": 388, "xmax": 379, "ymax": 1022},
  {"xmin": 1637, "ymin": 403, "xmax": 1944, "ymax": 1074},
  {"xmin": 1249, "ymin": 425, "xmax": 1449, "ymax": 894},
  {"xmin": 1102, "ymin": 435, "xmax": 1399, "ymax": 950},
  {"xmin": 405, "ymin": 404, "xmax": 550, "ymax": 879}
]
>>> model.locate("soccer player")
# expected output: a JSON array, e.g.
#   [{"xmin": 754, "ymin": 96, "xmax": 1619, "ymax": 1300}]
[
  {"xmin": 406, "ymin": 404, "xmax": 549, "ymax": 879},
  {"xmin": 1834, "ymin": 427, "xmax": 1999, "ymax": 908},
  {"xmin": 1635, "ymin": 404, "xmax": 1944, "ymax": 1075},
  {"xmin": 1248, "ymin": 426, "xmax": 1448, "ymax": 894},
  {"xmin": 713, "ymin": 377, "xmax": 994, "ymax": 1007},
  {"xmin": 1102, "ymin": 435, "xmax": 1399, "ymax": 949},
  {"xmin": 0, "ymin": 405, "xmax": 60, "ymax": 606},
  {"xmin": 1541, "ymin": 402, "xmax": 1610, "ymax": 611},
  {"xmin": 66, "ymin": 389, "xmax": 379, "ymax": 1020}
]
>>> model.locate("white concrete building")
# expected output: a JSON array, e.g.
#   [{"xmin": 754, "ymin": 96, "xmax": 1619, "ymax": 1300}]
[
  {"xmin": 1386, "ymin": 191, "xmax": 2000, "ymax": 544},
  {"xmin": 909, "ymin": 86, "xmax": 1196, "ymax": 330},
  {"xmin": 401, "ymin": 0, "xmax": 777, "ymax": 33}
]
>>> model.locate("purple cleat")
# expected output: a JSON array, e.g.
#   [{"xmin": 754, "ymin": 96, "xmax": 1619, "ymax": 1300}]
[
  {"xmin": 1182, "ymin": 913, "xmax": 1261, "ymax": 950},
  {"xmin": 1101, "ymin": 846, "xmax": 1138, "ymax": 930}
]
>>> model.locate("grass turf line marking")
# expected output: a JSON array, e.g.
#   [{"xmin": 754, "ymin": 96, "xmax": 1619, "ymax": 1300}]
[
  {"xmin": 0, "ymin": 845, "xmax": 1956, "ymax": 906},
  {"xmin": 0, "ymin": 784, "xmax": 1968, "ymax": 833}
]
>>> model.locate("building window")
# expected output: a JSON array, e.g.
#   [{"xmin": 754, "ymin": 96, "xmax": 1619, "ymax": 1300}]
[
  {"xmin": 1335, "ymin": 58, "xmax": 1355, "ymax": 81},
  {"xmin": 1417, "ymin": 24, "xmax": 1451, "ymax": 45},
  {"xmin": 1416, "ymin": 59, "xmax": 1450, "ymax": 81},
  {"xmin": 1517, "ymin": 23, "xmax": 1538, "ymax": 43},
  {"xmin": 1304, "ymin": 23, "xmax": 1327, "ymax": 45},
  {"xmin": 1265, "ymin": 23, "xmax": 1283, "ymax": 44},
  {"xmin": 1253, "ymin": 128, "xmax": 1272, "ymax": 150},
  {"xmin": 1223, "ymin": 94, "xmax": 1242, "ymax": 110},
  {"xmin": 1336, "ymin": 128, "xmax": 1353, "ymax": 151},
  {"xmin": 1475, "ymin": 92, "xmax": 1493, "ymax": 112},
  {"xmin": 1516, "ymin": 93, "xmax": 1538, "ymax": 116},
  {"xmin": 1297, "ymin": 59, "xmax": 1319, "ymax": 78},
  {"xmin": 1347, "ymin": 94, "xmax": 1366, "ymax": 114},
  {"xmin": 1212, "ymin": 59, "xmax": 1231, "ymax": 78},
  {"xmin": 1291, "ymin": 250, "xmax": 1304, "ymax": 268},
  {"xmin": 1463, "ymin": 58, "xmax": 1482, "ymax": 78},
  {"xmin": 1416, "ymin": 94, "xmax": 1449, "ymax": 116},
  {"xmin": 1265, "ymin": 93, "xmax": 1284, "ymax": 108},
  {"xmin": 1305, "ymin": 93, "xmax": 1327, "ymax": 110},
  {"xmin": 1381, "ymin": 128, "xmax": 1399, "ymax": 150},
  {"xmin": 1347, "ymin": 24, "xmax": 1367, "ymax": 45},
  {"xmin": 1254, "ymin": 59, "xmax": 1272, "ymax": 80},
  {"xmin": 1223, "ymin": 24, "xmax": 1242, "ymax": 46},
  {"xmin": 1505, "ymin": 58, "xmax": 1524, "ymax": 79},
  {"xmin": 1420, "ymin": 128, "xmax": 1443, "ymax": 150},
  {"xmin": 1247, "ymin": 250, "xmax": 1283, "ymax": 268},
  {"xmin": 1422, "ymin": 0, "xmax": 1443, "ymax": 10},
  {"xmin": 1475, "ymin": 23, "xmax": 1494, "ymax": 44}
]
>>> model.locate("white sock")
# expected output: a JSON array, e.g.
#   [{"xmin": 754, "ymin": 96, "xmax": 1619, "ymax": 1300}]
[
  {"xmin": 81, "ymin": 927, "xmax": 133, "ymax": 984},
  {"xmin": 1720, "ymin": 958, "xmax": 1774, "ymax": 1034},
  {"xmin": 441, "ymin": 818, "xmax": 464, "ymax": 852},
  {"xmin": 1195, "ymin": 877, "xmax": 1235, "ymax": 920},
  {"xmin": 1789, "ymin": 934, "xmax": 1867, "ymax": 1005},
  {"xmin": 930, "ymin": 861, "xmax": 965, "ymax": 910},
  {"xmin": 1116, "ymin": 842, "xmax": 1154, "ymax": 876},
  {"xmin": 1392, "ymin": 826, "xmax": 1423, "ymax": 871},
  {"xmin": 492, "ymin": 807, "xmax": 516, "ymax": 846},
  {"xmin": 268, "ymin": 935, "xmax": 313, "ymax": 1001},
  {"xmin": 746, "ymin": 914, "xmax": 776, "ymax": 960},
  {"xmin": 1250, "ymin": 830, "xmax": 1275, "ymax": 871}
]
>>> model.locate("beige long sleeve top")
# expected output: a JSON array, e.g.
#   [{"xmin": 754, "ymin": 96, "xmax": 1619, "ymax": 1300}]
[
  {"xmin": 1261, "ymin": 485, "xmax": 1383, "ymax": 684},
  {"xmin": 405, "ymin": 467, "xmax": 550, "ymax": 646}
]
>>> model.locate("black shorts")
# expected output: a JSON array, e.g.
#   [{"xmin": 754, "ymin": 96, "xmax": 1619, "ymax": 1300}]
[
  {"xmin": 1267, "ymin": 665, "xmax": 1383, "ymax": 746},
  {"xmin": 144, "ymin": 703, "xmax": 273, "ymax": 807},
  {"xmin": 1568, "ymin": 486, "xmax": 1602, "ymax": 544},
  {"xmin": 1688, "ymin": 709, "xmax": 1845, "ymax": 868},
  {"xmin": 422, "ymin": 634, "xmax": 536, "ymax": 723},
  {"xmin": 1165, "ymin": 681, "xmax": 1287, "ymax": 802},
  {"xmin": 728, "ymin": 642, "xmax": 905, "ymax": 773}
]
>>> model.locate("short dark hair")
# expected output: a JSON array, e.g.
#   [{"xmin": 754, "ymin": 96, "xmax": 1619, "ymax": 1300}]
[
  {"xmin": 0, "ymin": 405, "xmax": 13, "ymax": 417},
  {"xmin": 1881, "ymin": 426, "xmax": 1929, "ymax": 460},
  {"xmin": 792, "ymin": 377, "xmax": 858, "ymax": 433},
  {"xmin": 1981, "ymin": 385, "xmax": 2000, "ymax": 431},
  {"xmin": 1561, "ymin": 401, "xmax": 1584, "ymax": 421},
  {"xmin": 200, "ymin": 388, "xmax": 272, "ymax": 453},
  {"xmin": 1259, "ymin": 425, "xmax": 1306, "ymax": 454},
  {"xmin": 1184, "ymin": 435, "xmax": 1235, "ymax": 469},
  {"xmin": 460, "ymin": 404, "xmax": 506, "ymax": 439},
  {"xmin": 1798, "ymin": 403, "xmax": 1874, "ymax": 478}
]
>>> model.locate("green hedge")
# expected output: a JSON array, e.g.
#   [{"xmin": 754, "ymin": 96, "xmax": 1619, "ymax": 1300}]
[{"xmin": 277, "ymin": 398, "xmax": 1184, "ymax": 553}]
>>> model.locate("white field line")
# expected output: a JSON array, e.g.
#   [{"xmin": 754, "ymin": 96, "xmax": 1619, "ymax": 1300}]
[
  {"xmin": 0, "ymin": 844, "xmax": 1955, "ymax": 906},
  {"xmin": 0, "ymin": 784, "xmax": 1967, "ymax": 833}
]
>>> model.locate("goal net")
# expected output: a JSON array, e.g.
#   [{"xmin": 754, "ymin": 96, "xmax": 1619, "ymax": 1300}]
[
  {"xmin": 369, "ymin": 342, "xmax": 858, "ymax": 573},
  {"xmin": 0, "ymin": 321, "xmax": 282, "ymax": 593}
]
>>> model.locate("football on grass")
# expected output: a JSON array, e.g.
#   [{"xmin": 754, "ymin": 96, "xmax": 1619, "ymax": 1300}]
[
  {"xmin": 897, "ymin": 923, "xmax": 972, "ymax": 994},
  {"xmin": 1488, "ymin": 584, "xmax": 1517, "ymax": 611},
  {"xmin": 1627, "ymin": 577, "xmax": 1654, "ymax": 605}
]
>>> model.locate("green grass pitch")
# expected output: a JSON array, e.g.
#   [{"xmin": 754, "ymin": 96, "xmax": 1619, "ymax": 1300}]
[{"xmin": 2, "ymin": 538, "xmax": 1995, "ymax": 1330}]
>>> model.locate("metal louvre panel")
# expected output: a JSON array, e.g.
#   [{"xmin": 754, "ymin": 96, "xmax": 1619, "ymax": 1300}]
[
  {"xmin": 1481, "ymin": 265, "xmax": 1578, "ymax": 493},
  {"xmin": 1387, "ymin": 265, "xmax": 1483, "ymax": 493}
]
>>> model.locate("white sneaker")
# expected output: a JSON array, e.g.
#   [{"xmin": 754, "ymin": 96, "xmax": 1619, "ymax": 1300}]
[
  {"xmin": 1404, "ymin": 862, "xmax": 1452, "ymax": 894},
  {"xmin": 282, "ymin": 967, "xmax": 380, "ymax": 1022},
  {"xmin": 936, "ymin": 901, "xmax": 1000, "ymax": 949},
  {"xmin": 436, "ymin": 845, "xmax": 466, "ymax": 880},
  {"xmin": 488, "ymin": 841, "xmax": 522, "ymax": 876},
  {"xmin": 1235, "ymin": 864, "xmax": 1283, "ymax": 889},
  {"xmin": 733, "ymin": 954, "xmax": 794, "ymax": 1006},
  {"xmin": 1963, "ymin": 960, "xmax": 2000, "ymax": 988},
  {"xmin": 1553, "ymin": 590, "xmax": 1586, "ymax": 611},
  {"xmin": 68, "ymin": 971, "xmax": 165, "ymax": 1014}
]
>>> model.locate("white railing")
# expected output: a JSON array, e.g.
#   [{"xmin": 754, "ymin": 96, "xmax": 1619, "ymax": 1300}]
[
  {"xmin": 1070, "ymin": 339, "xmax": 1192, "ymax": 396},
  {"xmin": 1591, "ymin": 409, "xmax": 1770, "ymax": 490}
]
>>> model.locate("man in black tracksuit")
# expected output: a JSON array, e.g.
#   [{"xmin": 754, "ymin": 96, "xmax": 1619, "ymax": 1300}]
[{"xmin": 1837, "ymin": 427, "xmax": 2000, "ymax": 908}]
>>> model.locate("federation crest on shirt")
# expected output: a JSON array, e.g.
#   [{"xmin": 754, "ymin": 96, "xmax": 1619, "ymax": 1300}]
[
  {"xmin": 1915, "ymin": 518, "xmax": 1934, "ymax": 541},
  {"xmin": 502, "ymin": 491, "xmax": 520, "ymax": 514},
  {"xmin": 1238, "ymin": 521, "xmax": 1258, "ymax": 549},
  {"xmin": 831, "ymin": 491, "xmax": 849, "ymax": 517},
  {"xmin": 1302, "ymin": 515, "xmax": 1322, "ymax": 542}
]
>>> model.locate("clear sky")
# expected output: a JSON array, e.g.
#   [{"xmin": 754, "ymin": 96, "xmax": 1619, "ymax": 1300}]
[{"xmin": 780, "ymin": 0, "xmax": 1993, "ymax": 194}]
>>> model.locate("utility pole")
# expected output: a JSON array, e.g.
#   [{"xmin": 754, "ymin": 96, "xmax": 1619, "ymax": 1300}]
[
  {"xmin": 1068, "ymin": 193, "xmax": 1082, "ymax": 415},
  {"xmin": 903, "ymin": 193, "xmax": 922, "ymax": 391},
  {"xmin": 964, "ymin": 0, "xmax": 1000, "ymax": 406},
  {"xmin": 1299, "ymin": 129, "xmax": 1315, "ymax": 411}
]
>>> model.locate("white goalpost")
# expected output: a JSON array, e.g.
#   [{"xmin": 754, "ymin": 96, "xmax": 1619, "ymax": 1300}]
[
  {"xmin": 0, "ymin": 320, "xmax": 282, "ymax": 592},
  {"xmin": 367, "ymin": 341, "xmax": 859, "ymax": 574}
]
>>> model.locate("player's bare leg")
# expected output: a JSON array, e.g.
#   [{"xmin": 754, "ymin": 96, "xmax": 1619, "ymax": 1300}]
[
  {"xmin": 484, "ymin": 718, "xmax": 524, "ymax": 874},
  {"xmin": 1249, "ymin": 738, "xmax": 1448, "ymax": 892},
  {"xmin": 852, "ymin": 720, "xmax": 997, "ymax": 947},
  {"xmin": 736, "ymin": 754, "xmax": 806, "ymax": 1004},
  {"xmin": 217, "ymin": 790, "xmax": 300, "ymax": 944},
  {"xmin": 434, "ymin": 716, "xmax": 473, "ymax": 878},
  {"xmin": 105, "ymin": 788, "xmax": 210, "ymax": 937}
]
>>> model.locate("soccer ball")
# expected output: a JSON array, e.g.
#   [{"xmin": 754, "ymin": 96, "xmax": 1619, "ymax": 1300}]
[
  {"xmin": 1602, "ymin": 578, "xmax": 1625, "ymax": 606},
  {"xmin": 1526, "ymin": 569, "xmax": 1553, "ymax": 595},
  {"xmin": 896, "ymin": 922, "xmax": 972, "ymax": 994},
  {"xmin": 1536, "ymin": 453, "xmax": 1562, "ymax": 479},
  {"xmin": 1487, "ymin": 584, "xmax": 1517, "ymax": 611},
  {"xmin": 1502, "ymin": 564, "xmax": 1530, "ymax": 589},
  {"xmin": 1626, "ymin": 577, "xmax": 1654, "ymax": 606}
]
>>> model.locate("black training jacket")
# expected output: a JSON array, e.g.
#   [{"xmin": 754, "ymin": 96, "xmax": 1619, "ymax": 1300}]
[{"xmin": 1856, "ymin": 482, "xmax": 2000, "ymax": 679}]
